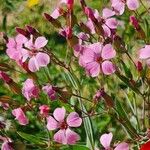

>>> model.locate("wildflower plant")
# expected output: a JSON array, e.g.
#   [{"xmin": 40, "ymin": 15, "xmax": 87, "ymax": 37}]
[{"xmin": 0, "ymin": 0, "xmax": 150, "ymax": 150}]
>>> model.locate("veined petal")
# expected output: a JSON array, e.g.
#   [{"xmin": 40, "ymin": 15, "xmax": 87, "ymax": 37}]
[
  {"xmin": 28, "ymin": 56, "xmax": 39, "ymax": 72},
  {"xmin": 46, "ymin": 116, "xmax": 58, "ymax": 130},
  {"xmin": 101, "ymin": 44, "xmax": 116, "ymax": 60},
  {"xmin": 53, "ymin": 107, "xmax": 66, "ymax": 122},
  {"xmin": 66, "ymin": 112, "xmax": 82, "ymax": 127},
  {"xmin": 54, "ymin": 129, "xmax": 67, "ymax": 144},
  {"xmin": 35, "ymin": 52, "xmax": 50, "ymax": 67},
  {"xmin": 100, "ymin": 132, "xmax": 113, "ymax": 149},
  {"xmin": 102, "ymin": 61, "xmax": 116, "ymax": 75},
  {"xmin": 34, "ymin": 36, "xmax": 48, "ymax": 49},
  {"xmin": 114, "ymin": 142, "xmax": 129, "ymax": 150},
  {"xmin": 105, "ymin": 18, "xmax": 118, "ymax": 29},
  {"xmin": 139, "ymin": 45, "xmax": 150, "ymax": 59},
  {"xmin": 66, "ymin": 128, "xmax": 80, "ymax": 145},
  {"xmin": 102, "ymin": 8, "xmax": 115, "ymax": 19},
  {"xmin": 127, "ymin": 0, "xmax": 139, "ymax": 10}
]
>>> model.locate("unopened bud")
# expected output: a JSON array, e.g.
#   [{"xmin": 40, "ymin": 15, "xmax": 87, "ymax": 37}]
[
  {"xmin": 130, "ymin": 16, "xmax": 139, "ymax": 30},
  {"xmin": 16, "ymin": 27, "xmax": 30, "ymax": 38},
  {"xmin": 26, "ymin": 25, "xmax": 37, "ymax": 35},
  {"xmin": 136, "ymin": 61, "xmax": 143, "ymax": 72},
  {"xmin": 44, "ymin": 13, "xmax": 62, "ymax": 28}
]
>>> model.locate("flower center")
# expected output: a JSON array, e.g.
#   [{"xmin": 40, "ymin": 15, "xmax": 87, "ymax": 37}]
[
  {"xmin": 121, "ymin": 0, "xmax": 126, "ymax": 3},
  {"xmin": 59, "ymin": 121, "xmax": 68, "ymax": 130},
  {"xmin": 96, "ymin": 56, "xmax": 102, "ymax": 63}
]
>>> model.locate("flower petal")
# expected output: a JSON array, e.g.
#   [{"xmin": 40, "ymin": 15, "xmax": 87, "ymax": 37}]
[
  {"xmin": 100, "ymin": 132, "xmax": 113, "ymax": 149},
  {"xmin": 53, "ymin": 107, "xmax": 66, "ymax": 122},
  {"xmin": 24, "ymin": 36, "xmax": 34, "ymax": 49},
  {"xmin": 35, "ymin": 52, "xmax": 50, "ymax": 67},
  {"xmin": 85, "ymin": 62, "xmax": 100, "ymax": 77},
  {"xmin": 46, "ymin": 116, "xmax": 58, "ymax": 130},
  {"xmin": 34, "ymin": 36, "xmax": 48, "ymax": 49},
  {"xmin": 112, "ymin": 1, "xmax": 125, "ymax": 15},
  {"xmin": 139, "ymin": 45, "xmax": 150, "ymax": 59},
  {"xmin": 66, "ymin": 128, "xmax": 80, "ymax": 145},
  {"xmin": 54, "ymin": 129, "xmax": 67, "ymax": 144},
  {"xmin": 101, "ymin": 44, "xmax": 116, "ymax": 60},
  {"xmin": 102, "ymin": 61, "xmax": 116, "ymax": 75},
  {"xmin": 102, "ymin": 8, "xmax": 115, "ymax": 19},
  {"xmin": 127, "ymin": 0, "xmax": 139, "ymax": 10},
  {"xmin": 12, "ymin": 108, "xmax": 29, "ymax": 125},
  {"xmin": 67, "ymin": 112, "xmax": 82, "ymax": 127},
  {"xmin": 102, "ymin": 25, "xmax": 111, "ymax": 37},
  {"xmin": 15, "ymin": 34, "xmax": 28, "ymax": 45},
  {"xmin": 28, "ymin": 56, "xmax": 39, "ymax": 72},
  {"xmin": 114, "ymin": 142, "xmax": 129, "ymax": 150},
  {"xmin": 105, "ymin": 18, "xmax": 118, "ymax": 29},
  {"xmin": 51, "ymin": 8, "xmax": 61, "ymax": 19}
]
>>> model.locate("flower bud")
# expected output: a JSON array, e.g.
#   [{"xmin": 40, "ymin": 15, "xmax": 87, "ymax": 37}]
[
  {"xmin": 67, "ymin": 0, "xmax": 74, "ymax": 10},
  {"xmin": 94, "ymin": 88, "xmax": 114, "ymax": 108},
  {"xmin": 0, "ymin": 71, "xmax": 12, "ymax": 84},
  {"xmin": 130, "ymin": 15, "xmax": 139, "ymax": 30},
  {"xmin": 26, "ymin": 25, "xmax": 37, "ymax": 35},
  {"xmin": 136, "ymin": 61, "xmax": 143, "ymax": 72},
  {"xmin": 16, "ymin": 27, "xmax": 30, "ymax": 38},
  {"xmin": 44, "ymin": 13, "xmax": 62, "ymax": 28},
  {"xmin": 80, "ymin": 22, "xmax": 91, "ymax": 35}
]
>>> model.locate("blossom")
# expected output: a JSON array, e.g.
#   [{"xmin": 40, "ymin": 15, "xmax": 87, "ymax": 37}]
[
  {"xmin": 140, "ymin": 140, "xmax": 150, "ymax": 150},
  {"xmin": 79, "ymin": 43, "xmax": 116, "ymax": 77},
  {"xmin": 23, "ymin": 36, "xmax": 50, "ymax": 72},
  {"xmin": 39, "ymin": 105, "xmax": 50, "ymax": 117},
  {"xmin": 111, "ymin": 0, "xmax": 139, "ymax": 15},
  {"xmin": 100, "ymin": 132, "xmax": 129, "ymax": 150},
  {"xmin": 84, "ymin": 7, "xmax": 118, "ymax": 37},
  {"xmin": 101, "ymin": 8, "xmax": 118, "ymax": 37},
  {"xmin": 6, "ymin": 34, "xmax": 28, "ymax": 62},
  {"xmin": 139, "ymin": 45, "xmax": 150, "ymax": 66},
  {"xmin": 12, "ymin": 108, "xmax": 29, "ymax": 125},
  {"xmin": 0, "ymin": 136, "xmax": 13, "ymax": 150},
  {"xmin": 22, "ymin": 79, "xmax": 39, "ymax": 101},
  {"xmin": 42, "ymin": 84, "xmax": 57, "ymax": 100},
  {"xmin": 46, "ymin": 107, "xmax": 82, "ymax": 144}
]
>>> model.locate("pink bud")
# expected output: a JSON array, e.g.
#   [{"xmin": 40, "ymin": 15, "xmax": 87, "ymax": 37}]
[
  {"xmin": 67, "ymin": 0, "xmax": 74, "ymax": 9},
  {"xmin": 130, "ymin": 16, "xmax": 139, "ymax": 30},
  {"xmin": 39, "ymin": 105, "xmax": 50, "ymax": 117},
  {"xmin": 136, "ymin": 61, "xmax": 143, "ymax": 72},
  {"xmin": 0, "ymin": 71, "xmax": 12, "ymax": 84},
  {"xmin": 84, "ymin": 7, "xmax": 96, "ymax": 22},
  {"xmin": 16, "ymin": 27, "xmax": 30, "ymax": 37},
  {"xmin": 26, "ymin": 25, "xmax": 37, "ymax": 35}
]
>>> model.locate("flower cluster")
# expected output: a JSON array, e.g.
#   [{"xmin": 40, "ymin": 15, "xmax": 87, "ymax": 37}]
[{"xmin": 1, "ymin": 0, "xmax": 150, "ymax": 149}]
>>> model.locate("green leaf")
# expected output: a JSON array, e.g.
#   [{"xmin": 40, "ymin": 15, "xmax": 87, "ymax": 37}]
[
  {"xmin": 17, "ymin": 132, "xmax": 47, "ymax": 146},
  {"xmin": 62, "ymin": 145, "xmax": 90, "ymax": 150}
]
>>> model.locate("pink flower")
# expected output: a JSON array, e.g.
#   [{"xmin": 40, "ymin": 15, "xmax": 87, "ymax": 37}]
[
  {"xmin": 22, "ymin": 79, "xmax": 39, "ymax": 101},
  {"xmin": 100, "ymin": 132, "xmax": 129, "ymax": 150},
  {"xmin": 101, "ymin": 8, "xmax": 118, "ymax": 37},
  {"xmin": 84, "ymin": 8, "xmax": 118, "ymax": 37},
  {"xmin": 0, "ymin": 136, "xmax": 13, "ymax": 150},
  {"xmin": 39, "ymin": 105, "xmax": 50, "ymax": 117},
  {"xmin": 42, "ymin": 84, "xmax": 57, "ymax": 100},
  {"xmin": 46, "ymin": 107, "xmax": 82, "ymax": 144},
  {"xmin": 24, "ymin": 36, "xmax": 50, "ymax": 72},
  {"xmin": 139, "ymin": 45, "xmax": 150, "ymax": 66},
  {"xmin": 79, "ymin": 43, "xmax": 116, "ymax": 77},
  {"xmin": 6, "ymin": 34, "xmax": 28, "ymax": 62},
  {"xmin": 111, "ymin": 0, "xmax": 139, "ymax": 15},
  {"xmin": 12, "ymin": 108, "xmax": 29, "ymax": 125}
]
